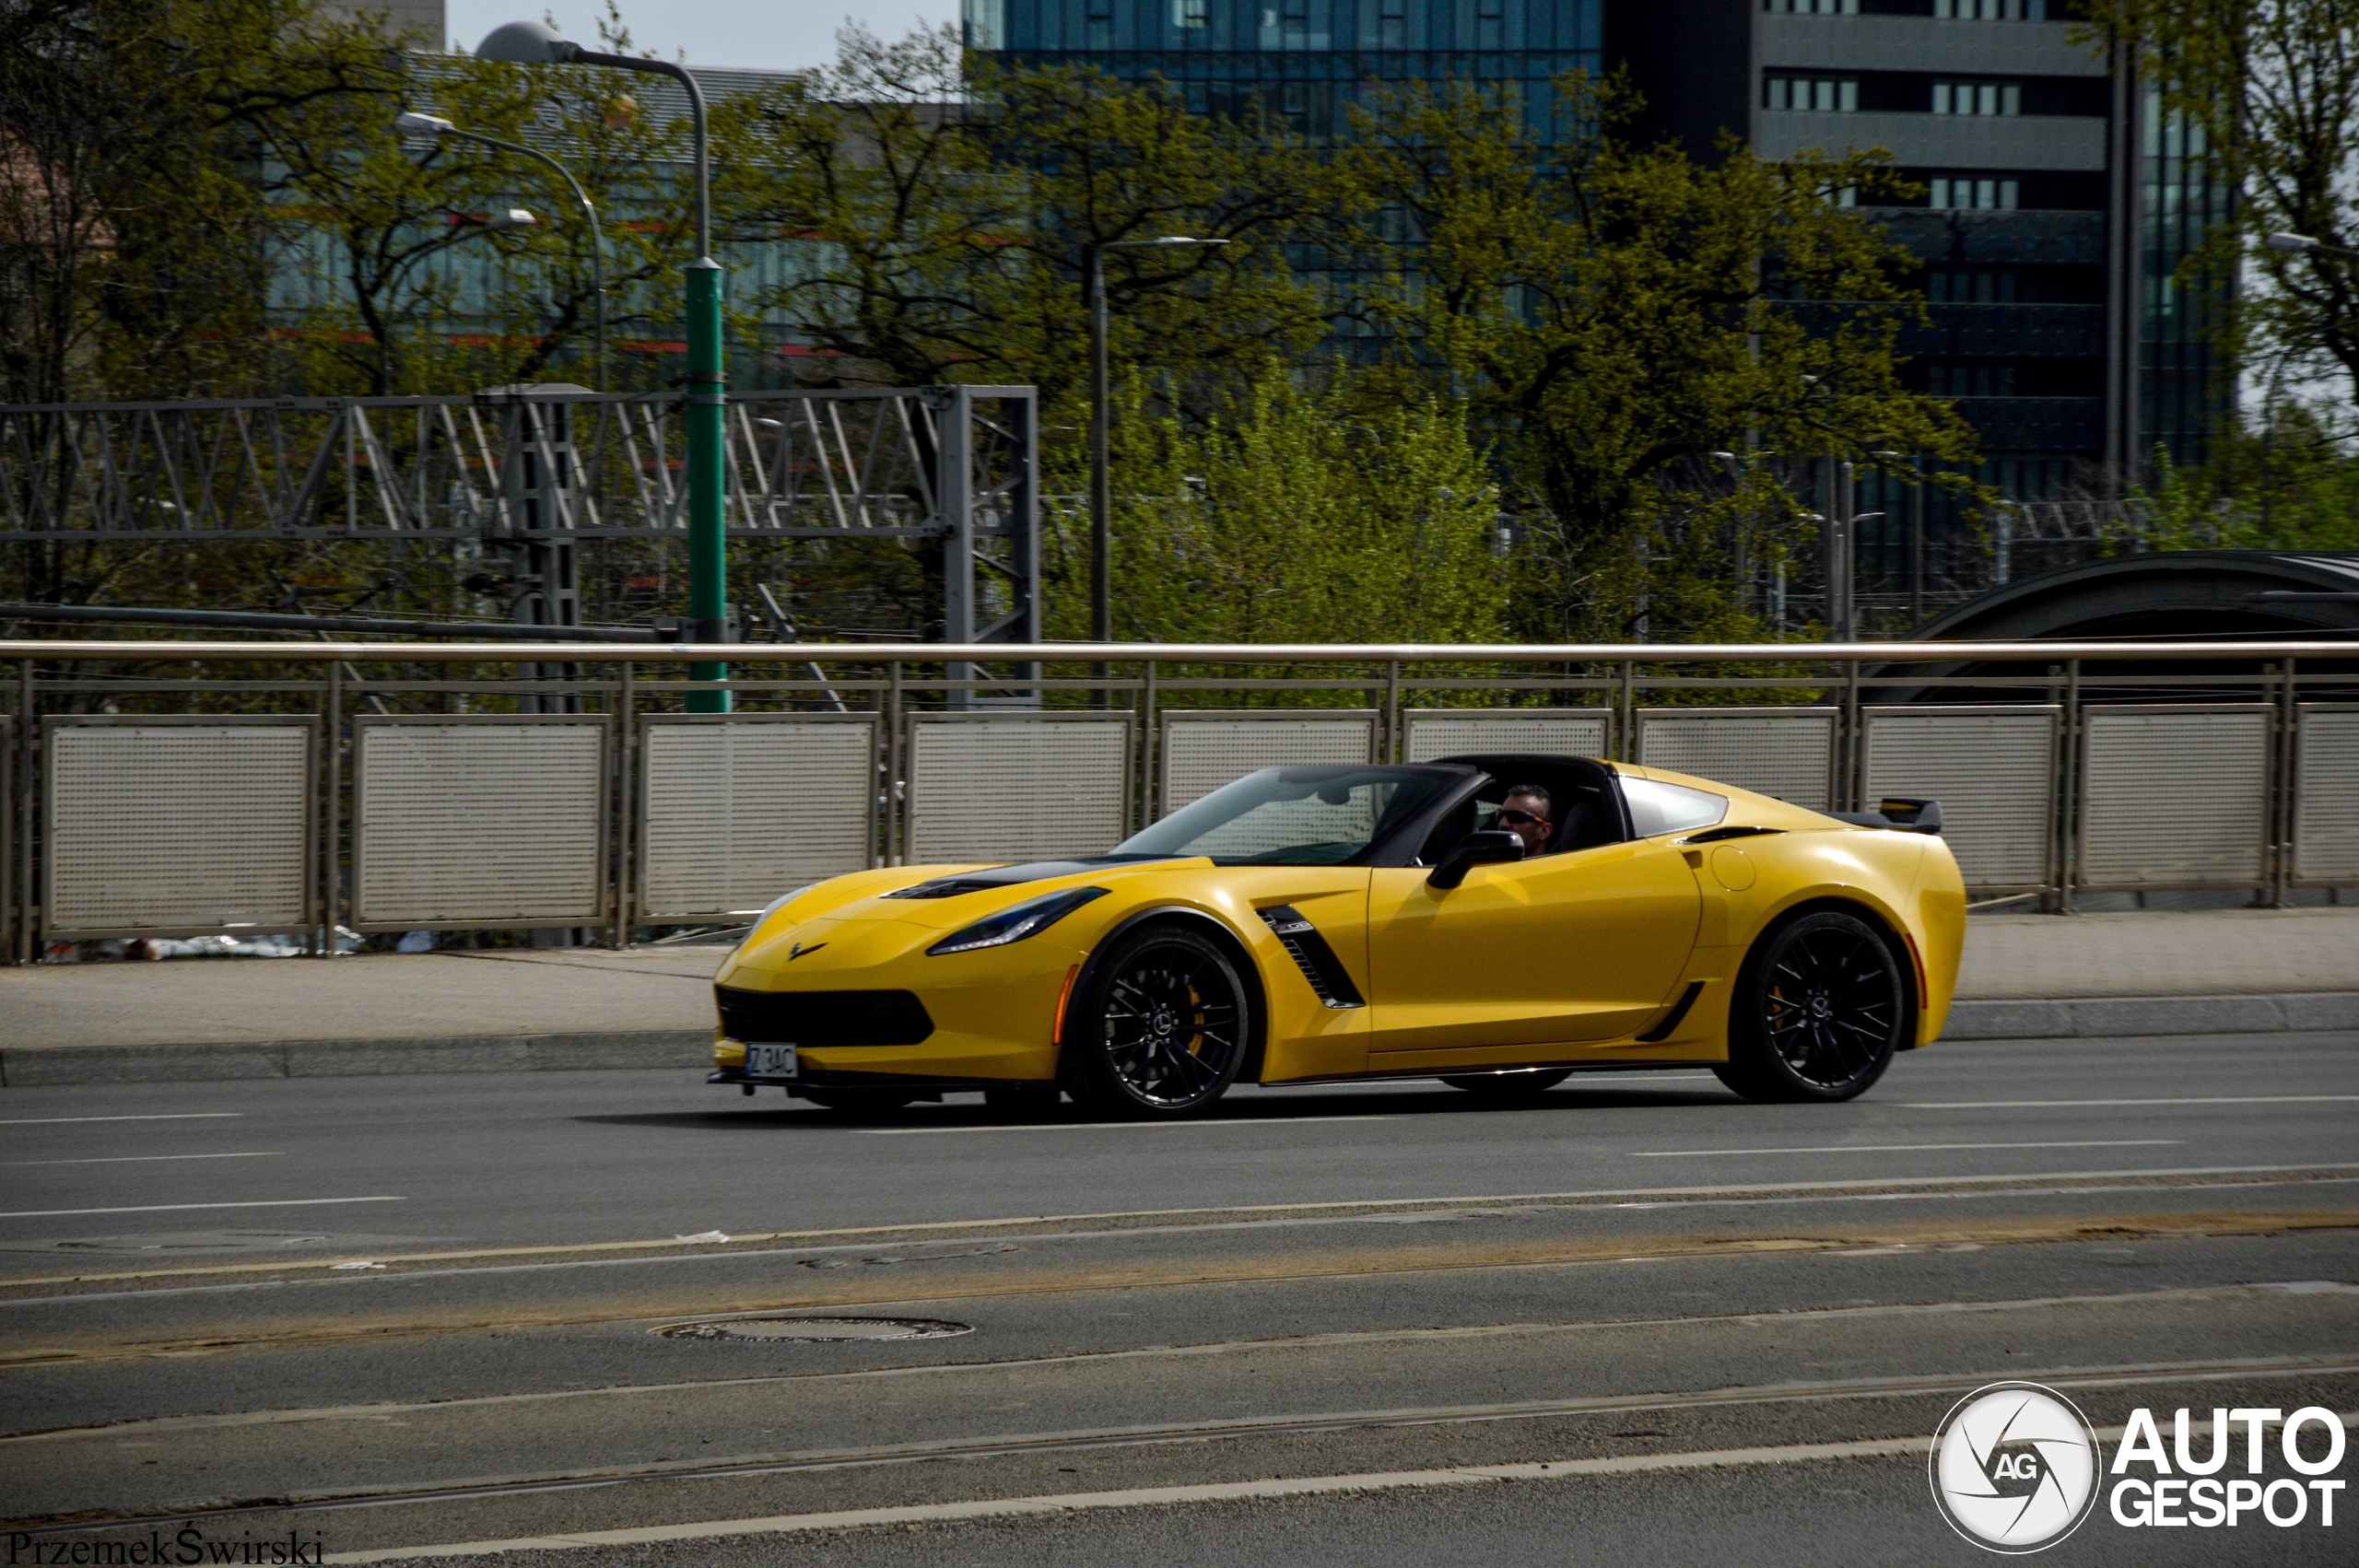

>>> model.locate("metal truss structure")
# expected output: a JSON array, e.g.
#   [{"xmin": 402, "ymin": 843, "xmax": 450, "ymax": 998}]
[{"xmin": 0, "ymin": 384, "xmax": 1040, "ymax": 649}]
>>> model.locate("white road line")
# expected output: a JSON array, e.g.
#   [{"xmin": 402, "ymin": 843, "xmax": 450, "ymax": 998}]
[
  {"xmin": 0, "ymin": 1197, "xmax": 403, "ymax": 1219},
  {"xmin": 1900, "ymin": 1094, "xmax": 2359, "ymax": 1109},
  {"xmin": 1631, "ymin": 1140, "xmax": 2181, "ymax": 1158},
  {"xmin": 329, "ymin": 1411, "xmax": 2359, "ymax": 1563},
  {"xmin": 1, "ymin": 1153, "xmax": 281, "ymax": 1168},
  {"xmin": 864, "ymin": 1115, "xmax": 1402, "ymax": 1136},
  {"xmin": 0, "ymin": 1113, "xmax": 245, "ymax": 1126}
]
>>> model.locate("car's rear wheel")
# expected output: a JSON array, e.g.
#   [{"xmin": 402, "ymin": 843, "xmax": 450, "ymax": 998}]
[
  {"xmin": 1063, "ymin": 924, "xmax": 1248, "ymax": 1118},
  {"xmin": 1714, "ymin": 909, "xmax": 1906, "ymax": 1104},
  {"xmin": 1438, "ymin": 1068, "xmax": 1571, "ymax": 1104}
]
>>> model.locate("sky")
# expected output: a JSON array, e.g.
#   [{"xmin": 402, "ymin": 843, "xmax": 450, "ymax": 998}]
[{"xmin": 445, "ymin": 0, "xmax": 958, "ymax": 73}]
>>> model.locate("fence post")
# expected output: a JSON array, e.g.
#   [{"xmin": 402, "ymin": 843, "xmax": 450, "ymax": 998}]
[
  {"xmin": 2058, "ymin": 658, "xmax": 2080, "ymax": 915},
  {"xmin": 1140, "ymin": 658, "xmax": 1158, "ymax": 831},
  {"xmin": 615, "ymin": 659, "xmax": 635, "ymax": 946},
  {"xmin": 2274, "ymin": 656, "xmax": 2297, "ymax": 908},
  {"xmin": 13, "ymin": 658, "xmax": 29, "ymax": 965},
  {"xmin": 1843, "ymin": 659, "xmax": 1862, "ymax": 811},
  {"xmin": 1384, "ymin": 660, "xmax": 1402, "ymax": 764},
  {"xmin": 885, "ymin": 659, "xmax": 903, "ymax": 866},
  {"xmin": 323, "ymin": 661, "xmax": 342, "ymax": 957},
  {"xmin": 1618, "ymin": 661, "xmax": 1637, "ymax": 763}
]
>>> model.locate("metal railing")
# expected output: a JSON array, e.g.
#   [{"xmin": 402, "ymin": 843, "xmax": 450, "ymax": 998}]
[{"xmin": 3, "ymin": 637, "xmax": 2353, "ymax": 962}]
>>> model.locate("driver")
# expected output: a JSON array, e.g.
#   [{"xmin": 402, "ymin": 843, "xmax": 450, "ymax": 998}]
[{"xmin": 1496, "ymin": 784, "xmax": 1554, "ymax": 858}]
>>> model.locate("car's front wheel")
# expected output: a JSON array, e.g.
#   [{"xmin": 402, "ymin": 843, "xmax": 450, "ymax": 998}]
[
  {"xmin": 1063, "ymin": 924, "xmax": 1249, "ymax": 1118},
  {"xmin": 1714, "ymin": 909, "xmax": 1907, "ymax": 1104}
]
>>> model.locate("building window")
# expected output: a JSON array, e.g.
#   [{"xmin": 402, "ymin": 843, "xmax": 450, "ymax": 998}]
[
  {"xmin": 1932, "ymin": 81, "xmax": 2023, "ymax": 115},
  {"xmin": 1929, "ymin": 176, "xmax": 2020, "ymax": 209},
  {"xmin": 1934, "ymin": 0, "xmax": 2044, "ymax": 17},
  {"xmin": 1174, "ymin": 0, "xmax": 1207, "ymax": 29},
  {"xmin": 1379, "ymin": 0, "xmax": 1404, "ymax": 46},
  {"xmin": 1763, "ymin": 0, "xmax": 1861, "ymax": 13},
  {"xmin": 1927, "ymin": 268, "xmax": 2020, "ymax": 302},
  {"xmin": 1086, "ymin": 0, "xmax": 1112, "ymax": 47},
  {"xmin": 1477, "ymin": 0, "xmax": 1502, "ymax": 48},
  {"xmin": 1924, "ymin": 362, "xmax": 2018, "ymax": 397},
  {"xmin": 1766, "ymin": 76, "xmax": 1858, "ymax": 112}
]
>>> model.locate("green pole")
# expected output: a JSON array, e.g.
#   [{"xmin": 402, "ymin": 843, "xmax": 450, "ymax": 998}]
[{"xmin": 685, "ymin": 256, "xmax": 729, "ymax": 712}]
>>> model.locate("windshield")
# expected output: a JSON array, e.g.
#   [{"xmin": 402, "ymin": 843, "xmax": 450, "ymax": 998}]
[{"xmin": 1112, "ymin": 766, "xmax": 1456, "ymax": 866}]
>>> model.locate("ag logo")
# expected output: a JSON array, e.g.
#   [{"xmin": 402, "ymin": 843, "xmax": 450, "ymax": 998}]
[{"xmin": 1930, "ymin": 1382, "xmax": 2103, "ymax": 1552}]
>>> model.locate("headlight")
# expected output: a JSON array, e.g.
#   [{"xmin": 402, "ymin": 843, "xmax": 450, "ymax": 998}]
[{"xmin": 927, "ymin": 887, "xmax": 1109, "ymax": 955}]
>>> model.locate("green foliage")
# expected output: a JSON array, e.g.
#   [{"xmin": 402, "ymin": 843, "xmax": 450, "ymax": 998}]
[
  {"xmin": 712, "ymin": 25, "xmax": 1336, "ymax": 408},
  {"xmin": 2079, "ymin": 0, "xmax": 2359, "ymax": 432},
  {"xmin": 2130, "ymin": 406, "xmax": 2359, "ymax": 551},
  {"xmin": 1340, "ymin": 72, "xmax": 1980, "ymax": 640},
  {"xmin": 1043, "ymin": 369, "xmax": 1507, "ymax": 650}
]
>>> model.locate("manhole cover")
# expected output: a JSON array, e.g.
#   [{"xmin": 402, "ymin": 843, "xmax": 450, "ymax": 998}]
[{"xmin": 655, "ymin": 1316, "xmax": 972, "ymax": 1342}]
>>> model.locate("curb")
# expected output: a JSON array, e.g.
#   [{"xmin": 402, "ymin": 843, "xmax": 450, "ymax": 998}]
[
  {"xmin": 3, "ymin": 994, "xmax": 2354, "ymax": 1087},
  {"xmin": 0, "ymin": 1030, "xmax": 712, "ymax": 1087},
  {"xmin": 1940, "ymin": 991, "xmax": 2359, "ymax": 1042}
]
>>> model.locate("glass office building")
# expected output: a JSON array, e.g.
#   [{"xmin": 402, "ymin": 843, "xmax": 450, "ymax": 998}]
[{"xmin": 967, "ymin": 0, "xmax": 1602, "ymax": 143}]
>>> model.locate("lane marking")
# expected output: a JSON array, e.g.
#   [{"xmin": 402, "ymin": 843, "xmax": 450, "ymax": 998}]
[
  {"xmin": 7, "ymin": 1163, "xmax": 2357, "ymax": 1291},
  {"xmin": 2, "ymin": 1153, "xmax": 281, "ymax": 1168},
  {"xmin": 1902, "ymin": 1094, "xmax": 2359, "ymax": 1109},
  {"xmin": 0, "ymin": 1197, "xmax": 403, "ymax": 1220},
  {"xmin": 15, "ymin": 1284, "xmax": 2348, "ymax": 1444},
  {"xmin": 323, "ymin": 1409, "xmax": 2359, "ymax": 1562},
  {"xmin": 1632, "ymin": 1140, "xmax": 2182, "ymax": 1158},
  {"xmin": 864, "ymin": 1115, "xmax": 1402, "ymax": 1136},
  {"xmin": 0, "ymin": 1114, "xmax": 245, "ymax": 1127}
]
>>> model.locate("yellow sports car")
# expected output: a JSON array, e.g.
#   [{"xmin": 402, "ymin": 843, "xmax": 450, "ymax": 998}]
[{"xmin": 710, "ymin": 754, "xmax": 1966, "ymax": 1117}]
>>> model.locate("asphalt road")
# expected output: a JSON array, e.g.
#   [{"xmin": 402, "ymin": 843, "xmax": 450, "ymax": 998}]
[{"xmin": 2, "ymin": 1030, "xmax": 2354, "ymax": 1564}]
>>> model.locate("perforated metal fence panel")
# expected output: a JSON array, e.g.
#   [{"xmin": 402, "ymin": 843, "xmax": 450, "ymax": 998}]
[
  {"xmin": 906, "ymin": 714, "xmax": 1132, "ymax": 865},
  {"xmin": 1402, "ymin": 709, "xmax": 1612, "ymax": 764},
  {"xmin": 354, "ymin": 718, "xmax": 607, "ymax": 927},
  {"xmin": 44, "ymin": 718, "xmax": 315, "ymax": 938},
  {"xmin": 1159, "ymin": 711, "xmax": 1377, "ymax": 813},
  {"xmin": 2079, "ymin": 706, "xmax": 2271, "ymax": 888},
  {"xmin": 1862, "ymin": 706, "xmax": 2058, "ymax": 890},
  {"xmin": 1635, "ymin": 708, "xmax": 1837, "ymax": 810},
  {"xmin": 640, "ymin": 715, "xmax": 876, "ymax": 921},
  {"xmin": 2294, "ymin": 703, "xmax": 2359, "ymax": 883}
]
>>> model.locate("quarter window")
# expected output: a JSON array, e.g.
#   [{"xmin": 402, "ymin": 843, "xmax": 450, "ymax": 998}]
[{"xmin": 1621, "ymin": 778, "xmax": 1730, "ymax": 837}]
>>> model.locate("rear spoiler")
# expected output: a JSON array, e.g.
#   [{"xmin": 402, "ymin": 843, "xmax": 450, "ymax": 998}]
[{"xmin": 1827, "ymin": 797, "xmax": 1943, "ymax": 835}]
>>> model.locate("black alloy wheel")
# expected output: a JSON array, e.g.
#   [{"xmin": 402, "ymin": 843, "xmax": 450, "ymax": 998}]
[
  {"xmin": 1715, "ymin": 909, "xmax": 1906, "ymax": 1104},
  {"xmin": 1066, "ymin": 925, "xmax": 1249, "ymax": 1117},
  {"xmin": 1438, "ymin": 1068, "xmax": 1572, "ymax": 1104}
]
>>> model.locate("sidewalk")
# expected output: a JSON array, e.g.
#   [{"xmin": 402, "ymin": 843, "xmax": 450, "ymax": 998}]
[{"xmin": 3, "ymin": 909, "xmax": 2355, "ymax": 1085}]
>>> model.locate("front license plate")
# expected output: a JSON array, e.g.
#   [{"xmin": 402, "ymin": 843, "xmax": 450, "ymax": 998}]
[{"xmin": 745, "ymin": 1043, "xmax": 798, "ymax": 1078}]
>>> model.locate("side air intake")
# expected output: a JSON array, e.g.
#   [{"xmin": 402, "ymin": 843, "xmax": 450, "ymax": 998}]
[{"xmin": 1257, "ymin": 906, "xmax": 1365, "ymax": 1009}]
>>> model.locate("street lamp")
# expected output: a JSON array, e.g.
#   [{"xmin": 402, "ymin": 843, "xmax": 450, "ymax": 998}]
[
  {"xmin": 2266, "ymin": 231, "xmax": 2359, "ymax": 262},
  {"xmin": 475, "ymin": 18, "xmax": 730, "ymax": 711},
  {"xmin": 396, "ymin": 111, "xmax": 608, "ymax": 393},
  {"xmin": 1086, "ymin": 237, "xmax": 1230, "ymax": 665}
]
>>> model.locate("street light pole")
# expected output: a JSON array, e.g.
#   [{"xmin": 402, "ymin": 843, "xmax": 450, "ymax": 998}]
[
  {"xmin": 1086, "ymin": 236, "xmax": 1228, "ymax": 693},
  {"xmin": 2267, "ymin": 231, "xmax": 2359, "ymax": 263},
  {"xmin": 395, "ymin": 113, "xmax": 607, "ymax": 392},
  {"xmin": 476, "ymin": 20, "xmax": 729, "ymax": 711}
]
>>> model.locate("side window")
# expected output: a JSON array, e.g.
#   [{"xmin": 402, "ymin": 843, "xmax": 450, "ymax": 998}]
[{"xmin": 1622, "ymin": 777, "xmax": 1729, "ymax": 837}]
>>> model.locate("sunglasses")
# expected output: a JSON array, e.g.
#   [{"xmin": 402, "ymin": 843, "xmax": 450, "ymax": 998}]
[{"xmin": 1496, "ymin": 808, "xmax": 1547, "ymax": 826}]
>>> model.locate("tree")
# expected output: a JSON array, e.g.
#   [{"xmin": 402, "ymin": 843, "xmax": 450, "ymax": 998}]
[
  {"xmin": 713, "ymin": 26, "xmax": 1341, "ymax": 409},
  {"xmin": 2081, "ymin": 0, "xmax": 2359, "ymax": 434},
  {"xmin": 1341, "ymin": 74, "xmax": 1979, "ymax": 640},
  {"xmin": 1045, "ymin": 369, "xmax": 1508, "ymax": 649}
]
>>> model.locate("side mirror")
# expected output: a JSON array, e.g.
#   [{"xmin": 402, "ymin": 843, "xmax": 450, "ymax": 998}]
[{"xmin": 1428, "ymin": 829, "xmax": 1524, "ymax": 890}]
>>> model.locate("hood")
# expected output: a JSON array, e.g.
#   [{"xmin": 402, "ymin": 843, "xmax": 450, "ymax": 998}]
[{"xmin": 876, "ymin": 857, "xmax": 1185, "ymax": 900}]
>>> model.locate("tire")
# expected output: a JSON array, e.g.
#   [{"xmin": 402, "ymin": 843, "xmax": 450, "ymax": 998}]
[
  {"xmin": 1062, "ymin": 923, "xmax": 1250, "ymax": 1118},
  {"xmin": 1714, "ymin": 909, "xmax": 1907, "ymax": 1104},
  {"xmin": 1438, "ymin": 1068, "xmax": 1571, "ymax": 1104}
]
